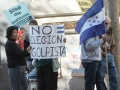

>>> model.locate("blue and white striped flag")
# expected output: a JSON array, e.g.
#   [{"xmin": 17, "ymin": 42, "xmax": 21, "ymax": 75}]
[
  {"xmin": 56, "ymin": 25, "xmax": 65, "ymax": 33},
  {"xmin": 75, "ymin": 0, "xmax": 105, "ymax": 44}
]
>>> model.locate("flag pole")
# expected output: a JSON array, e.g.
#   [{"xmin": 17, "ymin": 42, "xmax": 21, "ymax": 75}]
[
  {"xmin": 105, "ymin": 42, "xmax": 110, "ymax": 90},
  {"xmin": 105, "ymin": 0, "xmax": 109, "ymax": 16},
  {"xmin": 105, "ymin": 0, "xmax": 110, "ymax": 89}
]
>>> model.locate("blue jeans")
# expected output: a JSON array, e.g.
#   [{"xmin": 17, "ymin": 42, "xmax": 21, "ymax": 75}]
[
  {"xmin": 101, "ymin": 52, "xmax": 118, "ymax": 90},
  {"xmin": 82, "ymin": 61, "xmax": 107, "ymax": 90},
  {"xmin": 8, "ymin": 66, "xmax": 28, "ymax": 90}
]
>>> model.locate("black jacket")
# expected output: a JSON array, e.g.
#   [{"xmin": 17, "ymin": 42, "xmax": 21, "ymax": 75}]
[
  {"xmin": 24, "ymin": 40, "xmax": 33, "ymax": 61},
  {"xmin": 5, "ymin": 39, "xmax": 29, "ymax": 68}
]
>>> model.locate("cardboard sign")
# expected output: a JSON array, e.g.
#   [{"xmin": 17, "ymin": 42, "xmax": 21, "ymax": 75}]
[
  {"xmin": 4, "ymin": 2, "xmax": 34, "ymax": 28},
  {"xmin": 61, "ymin": 45, "xmax": 84, "ymax": 76},
  {"xmin": 76, "ymin": 0, "xmax": 92, "ymax": 12},
  {"xmin": 29, "ymin": 25, "xmax": 66, "ymax": 59}
]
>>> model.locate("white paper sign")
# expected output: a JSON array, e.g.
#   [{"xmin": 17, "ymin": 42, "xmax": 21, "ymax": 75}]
[
  {"xmin": 61, "ymin": 45, "xmax": 84, "ymax": 76},
  {"xmin": 29, "ymin": 25, "xmax": 66, "ymax": 59}
]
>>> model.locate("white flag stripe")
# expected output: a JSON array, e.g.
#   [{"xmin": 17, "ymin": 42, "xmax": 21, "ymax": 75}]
[
  {"xmin": 57, "ymin": 24, "xmax": 64, "ymax": 27},
  {"xmin": 80, "ymin": 7, "xmax": 105, "ymax": 36},
  {"xmin": 57, "ymin": 29, "xmax": 64, "ymax": 32}
]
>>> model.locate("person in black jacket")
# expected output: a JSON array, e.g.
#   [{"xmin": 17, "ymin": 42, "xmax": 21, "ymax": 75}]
[{"xmin": 5, "ymin": 26, "xmax": 31, "ymax": 90}]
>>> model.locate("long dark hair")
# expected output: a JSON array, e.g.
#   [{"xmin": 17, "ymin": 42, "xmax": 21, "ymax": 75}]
[{"xmin": 6, "ymin": 26, "xmax": 18, "ymax": 39}]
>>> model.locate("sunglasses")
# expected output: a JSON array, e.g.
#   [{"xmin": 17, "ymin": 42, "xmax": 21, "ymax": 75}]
[{"xmin": 105, "ymin": 23, "xmax": 109, "ymax": 25}]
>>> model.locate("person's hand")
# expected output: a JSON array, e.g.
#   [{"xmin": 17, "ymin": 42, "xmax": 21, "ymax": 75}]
[
  {"xmin": 27, "ymin": 46, "xmax": 32, "ymax": 52},
  {"xmin": 63, "ymin": 38, "xmax": 66, "ymax": 43},
  {"xmin": 101, "ymin": 44, "xmax": 110, "ymax": 50},
  {"xmin": 102, "ymin": 52, "xmax": 106, "ymax": 57},
  {"xmin": 106, "ymin": 43, "xmax": 110, "ymax": 50},
  {"xmin": 102, "ymin": 36, "xmax": 108, "ymax": 43}
]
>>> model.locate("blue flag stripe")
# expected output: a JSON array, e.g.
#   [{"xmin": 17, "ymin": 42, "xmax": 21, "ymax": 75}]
[
  {"xmin": 57, "ymin": 31, "xmax": 64, "ymax": 33},
  {"xmin": 80, "ymin": 21, "xmax": 105, "ymax": 44},
  {"xmin": 57, "ymin": 26, "xmax": 64, "ymax": 29}
]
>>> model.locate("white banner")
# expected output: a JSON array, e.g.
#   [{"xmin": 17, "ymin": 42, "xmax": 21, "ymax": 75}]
[
  {"xmin": 29, "ymin": 25, "xmax": 66, "ymax": 59},
  {"xmin": 61, "ymin": 45, "xmax": 84, "ymax": 76}
]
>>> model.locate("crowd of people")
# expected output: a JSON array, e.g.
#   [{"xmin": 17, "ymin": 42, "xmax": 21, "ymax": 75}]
[
  {"xmin": 5, "ymin": 16, "xmax": 118, "ymax": 90},
  {"xmin": 5, "ymin": 20, "xmax": 66, "ymax": 90}
]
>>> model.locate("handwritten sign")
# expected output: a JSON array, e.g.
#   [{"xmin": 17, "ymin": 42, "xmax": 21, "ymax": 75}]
[
  {"xmin": 29, "ymin": 25, "xmax": 66, "ymax": 59},
  {"xmin": 4, "ymin": 2, "xmax": 34, "ymax": 28},
  {"xmin": 61, "ymin": 45, "xmax": 84, "ymax": 76},
  {"xmin": 76, "ymin": 0, "xmax": 92, "ymax": 12}
]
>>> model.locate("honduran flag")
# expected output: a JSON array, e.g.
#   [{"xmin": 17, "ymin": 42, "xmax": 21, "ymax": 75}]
[
  {"xmin": 75, "ymin": 0, "xmax": 105, "ymax": 44},
  {"xmin": 57, "ymin": 25, "xmax": 65, "ymax": 33}
]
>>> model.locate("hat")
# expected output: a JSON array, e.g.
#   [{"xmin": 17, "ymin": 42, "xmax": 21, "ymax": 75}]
[{"xmin": 18, "ymin": 30, "xmax": 24, "ymax": 37}]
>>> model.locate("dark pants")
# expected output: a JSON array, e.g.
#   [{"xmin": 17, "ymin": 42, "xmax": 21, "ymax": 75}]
[
  {"xmin": 82, "ymin": 61, "xmax": 107, "ymax": 90},
  {"xmin": 101, "ymin": 52, "xmax": 118, "ymax": 90},
  {"xmin": 37, "ymin": 63, "xmax": 58, "ymax": 90}
]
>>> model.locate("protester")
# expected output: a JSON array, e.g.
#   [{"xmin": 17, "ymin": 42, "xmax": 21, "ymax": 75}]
[
  {"xmin": 34, "ymin": 38, "xmax": 66, "ymax": 90},
  {"xmin": 24, "ymin": 20, "xmax": 38, "ymax": 72},
  {"xmin": 100, "ymin": 16, "xmax": 118, "ymax": 90},
  {"xmin": 28, "ymin": 20, "xmax": 66, "ymax": 90},
  {"xmin": 5, "ymin": 26, "xmax": 31, "ymax": 90},
  {"xmin": 16, "ymin": 29, "xmax": 29, "ymax": 71},
  {"xmin": 80, "ymin": 36, "xmax": 107, "ymax": 90},
  {"xmin": 16, "ymin": 30, "xmax": 24, "ymax": 50},
  {"xmin": 75, "ymin": 0, "xmax": 109, "ymax": 89}
]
